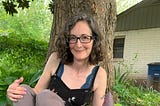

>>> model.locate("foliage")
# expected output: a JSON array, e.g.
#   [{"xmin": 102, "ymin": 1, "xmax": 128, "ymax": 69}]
[
  {"xmin": 0, "ymin": 35, "xmax": 47, "ymax": 106},
  {"xmin": 1, "ymin": 0, "xmax": 55, "ymax": 16},
  {"xmin": 1, "ymin": 0, "xmax": 144, "ymax": 16},
  {"xmin": 0, "ymin": 1, "xmax": 52, "ymax": 42},
  {"xmin": 116, "ymin": 0, "xmax": 142, "ymax": 14},
  {"xmin": 114, "ymin": 64, "xmax": 129, "ymax": 85},
  {"xmin": 0, "ymin": 0, "xmax": 51, "ymax": 105},
  {"xmin": 113, "ymin": 55, "xmax": 160, "ymax": 106},
  {"xmin": 114, "ymin": 54, "xmax": 139, "ymax": 86},
  {"xmin": 2, "ymin": 0, "xmax": 33, "ymax": 16},
  {"xmin": 48, "ymin": 0, "xmax": 55, "ymax": 14},
  {"xmin": 114, "ymin": 83, "xmax": 160, "ymax": 106}
]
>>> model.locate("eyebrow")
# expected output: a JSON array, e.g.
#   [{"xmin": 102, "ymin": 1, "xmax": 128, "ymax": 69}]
[{"xmin": 70, "ymin": 34, "xmax": 92, "ymax": 36}]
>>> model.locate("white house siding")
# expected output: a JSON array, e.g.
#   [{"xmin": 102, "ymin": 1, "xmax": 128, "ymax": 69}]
[{"xmin": 114, "ymin": 28, "xmax": 160, "ymax": 79}]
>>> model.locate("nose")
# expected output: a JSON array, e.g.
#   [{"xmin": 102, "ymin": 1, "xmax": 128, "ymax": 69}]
[
  {"xmin": 75, "ymin": 37, "xmax": 81, "ymax": 43},
  {"xmin": 75, "ymin": 39, "xmax": 82, "ymax": 47}
]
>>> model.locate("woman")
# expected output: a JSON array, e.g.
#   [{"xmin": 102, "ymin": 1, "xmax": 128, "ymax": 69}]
[{"xmin": 7, "ymin": 13, "xmax": 107, "ymax": 106}]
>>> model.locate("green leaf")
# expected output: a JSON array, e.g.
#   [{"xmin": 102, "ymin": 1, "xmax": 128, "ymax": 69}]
[{"xmin": 29, "ymin": 69, "xmax": 43, "ymax": 86}]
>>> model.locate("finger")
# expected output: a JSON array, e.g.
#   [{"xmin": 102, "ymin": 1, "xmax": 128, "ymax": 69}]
[
  {"xmin": 8, "ymin": 97, "xmax": 18, "ymax": 102},
  {"xmin": 8, "ymin": 87, "xmax": 26, "ymax": 95},
  {"xmin": 51, "ymin": 89, "xmax": 55, "ymax": 92},
  {"xmin": 8, "ymin": 83, "xmax": 20, "ymax": 90},
  {"xmin": 8, "ymin": 93, "xmax": 24, "ymax": 102},
  {"xmin": 10, "ymin": 77, "xmax": 24, "ymax": 90},
  {"xmin": 7, "ymin": 88, "xmax": 26, "ymax": 100},
  {"xmin": 7, "ymin": 87, "xmax": 26, "ymax": 101},
  {"xmin": 16, "ymin": 86, "xmax": 26, "ymax": 91},
  {"xmin": 14, "ymin": 77, "xmax": 24, "ymax": 84},
  {"xmin": 8, "ymin": 92, "xmax": 24, "ymax": 99},
  {"xmin": 51, "ymin": 89, "xmax": 54, "ymax": 92},
  {"xmin": 51, "ymin": 89, "xmax": 58, "ymax": 93},
  {"xmin": 19, "ymin": 77, "xmax": 24, "ymax": 83}
]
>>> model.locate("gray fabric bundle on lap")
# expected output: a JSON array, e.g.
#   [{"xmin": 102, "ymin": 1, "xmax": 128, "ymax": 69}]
[
  {"xmin": 13, "ymin": 84, "xmax": 65, "ymax": 106},
  {"xmin": 102, "ymin": 92, "xmax": 114, "ymax": 106},
  {"xmin": 36, "ymin": 89, "xmax": 65, "ymax": 106}
]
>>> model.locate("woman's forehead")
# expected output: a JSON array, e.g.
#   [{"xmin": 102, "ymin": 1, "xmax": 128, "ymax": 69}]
[{"xmin": 70, "ymin": 21, "xmax": 92, "ymax": 35}]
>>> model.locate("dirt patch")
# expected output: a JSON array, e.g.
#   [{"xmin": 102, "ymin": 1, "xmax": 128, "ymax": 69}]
[{"xmin": 134, "ymin": 78, "xmax": 160, "ymax": 91}]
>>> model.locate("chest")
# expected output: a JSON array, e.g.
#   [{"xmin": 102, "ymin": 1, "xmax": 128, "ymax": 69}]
[
  {"xmin": 62, "ymin": 70, "xmax": 89, "ymax": 89},
  {"xmin": 50, "ymin": 63, "xmax": 99, "ymax": 90},
  {"xmin": 48, "ymin": 64, "xmax": 99, "ymax": 106}
]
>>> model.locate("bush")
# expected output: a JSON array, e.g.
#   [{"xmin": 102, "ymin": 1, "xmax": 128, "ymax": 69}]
[
  {"xmin": 0, "ymin": 0, "xmax": 52, "ymax": 105},
  {"xmin": 113, "ymin": 57, "xmax": 160, "ymax": 106},
  {"xmin": 0, "ymin": 35, "xmax": 48, "ymax": 106}
]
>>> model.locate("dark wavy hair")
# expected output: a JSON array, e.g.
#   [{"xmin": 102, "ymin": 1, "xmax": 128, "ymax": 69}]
[{"xmin": 55, "ymin": 13, "xmax": 105, "ymax": 65}]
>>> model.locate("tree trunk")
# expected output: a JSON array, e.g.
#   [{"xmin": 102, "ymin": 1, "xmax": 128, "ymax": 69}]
[{"xmin": 47, "ymin": 0, "xmax": 116, "ymax": 93}]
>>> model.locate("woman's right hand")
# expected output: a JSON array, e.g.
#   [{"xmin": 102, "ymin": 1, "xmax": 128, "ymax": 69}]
[{"xmin": 7, "ymin": 77, "xmax": 27, "ymax": 102}]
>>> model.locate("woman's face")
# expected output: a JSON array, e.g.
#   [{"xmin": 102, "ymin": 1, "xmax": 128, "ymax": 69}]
[{"xmin": 69, "ymin": 21, "xmax": 94, "ymax": 62}]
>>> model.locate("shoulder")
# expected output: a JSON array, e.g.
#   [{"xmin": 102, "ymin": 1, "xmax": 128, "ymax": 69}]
[
  {"xmin": 49, "ymin": 52, "xmax": 59, "ymax": 61},
  {"xmin": 44, "ymin": 52, "xmax": 61, "ymax": 75},
  {"xmin": 97, "ymin": 66, "xmax": 107, "ymax": 79},
  {"xmin": 47, "ymin": 52, "xmax": 61, "ymax": 64},
  {"xmin": 93, "ymin": 66, "xmax": 107, "ymax": 90}
]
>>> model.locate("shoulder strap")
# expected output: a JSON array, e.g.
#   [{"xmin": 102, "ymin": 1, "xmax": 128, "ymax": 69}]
[
  {"xmin": 55, "ymin": 63, "xmax": 64, "ymax": 78},
  {"xmin": 81, "ymin": 65, "xmax": 99, "ymax": 89},
  {"xmin": 89, "ymin": 65, "xmax": 99, "ymax": 89}
]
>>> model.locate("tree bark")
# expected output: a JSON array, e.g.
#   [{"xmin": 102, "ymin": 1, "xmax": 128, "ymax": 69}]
[{"xmin": 47, "ymin": 0, "xmax": 116, "ymax": 92}]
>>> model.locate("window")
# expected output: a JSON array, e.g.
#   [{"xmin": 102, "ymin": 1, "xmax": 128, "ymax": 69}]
[{"xmin": 113, "ymin": 38, "xmax": 125, "ymax": 58}]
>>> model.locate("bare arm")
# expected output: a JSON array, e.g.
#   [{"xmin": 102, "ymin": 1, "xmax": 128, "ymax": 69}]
[
  {"xmin": 92, "ymin": 67, "xmax": 107, "ymax": 106},
  {"xmin": 33, "ymin": 52, "xmax": 60, "ymax": 93}
]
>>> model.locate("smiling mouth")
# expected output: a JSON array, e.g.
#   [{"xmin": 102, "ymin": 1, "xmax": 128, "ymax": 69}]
[
  {"xmin": 74, "ymin": 50, "xmax": 85, "ymax": 53},
  {"xmin": 76, "ymin": 50, "xmax": 83, "ymax": 52}
]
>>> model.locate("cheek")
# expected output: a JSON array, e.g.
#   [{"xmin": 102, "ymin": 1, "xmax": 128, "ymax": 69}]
[
  {"xmin": 85, "ymin": 44, "xmax": 94, "ymax": 53},
  {"xmin": 89, "ymin": 42, "xmax": 94, "ymax": 49},
  {"xmin": 90, "ymin": 45, "xmax": 94, "ymax": 51},
  {"xmin": 69, "ymin": 44, "xmax": 74, "ymax": 50},
  {"xmin": 69, "ymin": 43, "xmax": 73, "ymax": 47}
]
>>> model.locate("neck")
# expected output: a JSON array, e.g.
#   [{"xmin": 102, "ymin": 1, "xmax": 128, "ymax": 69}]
[{"xmin": 71, "ymin": 59, "xmax": 90, "ymax": 72}]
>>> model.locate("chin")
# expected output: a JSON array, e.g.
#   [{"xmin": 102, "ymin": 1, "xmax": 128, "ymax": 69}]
[{"xmin": 74, "ymin": 55, "xmax": 89, "ymax": 61}]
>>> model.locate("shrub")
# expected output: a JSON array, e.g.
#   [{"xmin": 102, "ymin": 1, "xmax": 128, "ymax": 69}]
[
  {"xmin": 113, "ymin": 55, "xmax": 160, "ymax": 106},
  {"xmin": 0, "ymin": 36, "xmax": 48, "ymax": 105}
]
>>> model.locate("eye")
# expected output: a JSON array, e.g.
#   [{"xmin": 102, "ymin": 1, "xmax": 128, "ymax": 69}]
[
  {"xmin": 81, "ymin": 34, "xmax": 90, "ymax": 40},
  {"xmin": 69, "ymin": 35, "xmax": 77, "ymax": 40}
]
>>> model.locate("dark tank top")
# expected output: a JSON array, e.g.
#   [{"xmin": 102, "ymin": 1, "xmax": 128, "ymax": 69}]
[{"xmin": 48, "ymin": 63, "xmax": 99, "ymax": 106}]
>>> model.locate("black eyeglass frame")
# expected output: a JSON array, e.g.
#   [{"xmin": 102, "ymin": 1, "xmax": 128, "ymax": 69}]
[{"xmin": 67, "ymin": 34, "xmax": 94, "ymax": 44}]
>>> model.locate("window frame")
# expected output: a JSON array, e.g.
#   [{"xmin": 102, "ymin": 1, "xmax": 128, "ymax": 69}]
[{"xmin": 113, "ymin": 36, "xmax": 125, "ymax": 59}]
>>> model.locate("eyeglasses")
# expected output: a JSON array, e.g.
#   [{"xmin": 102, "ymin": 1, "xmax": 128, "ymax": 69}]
[{"xmin": 68, "ymin": 34, "xmax": 94, "ymax": 44}]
